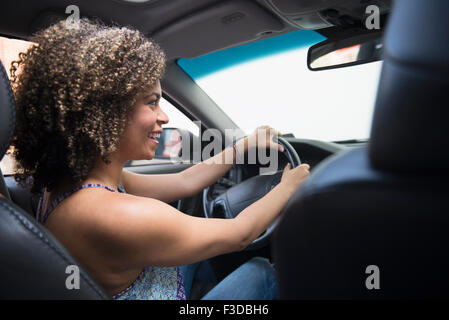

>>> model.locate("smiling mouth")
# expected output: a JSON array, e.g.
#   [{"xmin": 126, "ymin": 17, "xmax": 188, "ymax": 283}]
[
  {"xmin": 148, "ymin": 132, "xmax": 161, "ymax": 144},
  {"xmin": 148, "ymin": 132, "xmax": 161, "ymax": 139}
]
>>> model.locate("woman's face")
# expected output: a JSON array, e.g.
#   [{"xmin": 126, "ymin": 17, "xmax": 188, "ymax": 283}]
[{"xmin": 118, "ymin": 80, "xmax": 169, "ymax": 161}]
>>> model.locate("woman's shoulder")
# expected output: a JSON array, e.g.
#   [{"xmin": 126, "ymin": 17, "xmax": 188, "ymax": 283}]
[
  {"xmin": 45, "ymin": 184, "xmax": 126, "ymax": 229},
  {"xmin": 48, "ymin": 184, "xmax": 170, "ymax": 233}
]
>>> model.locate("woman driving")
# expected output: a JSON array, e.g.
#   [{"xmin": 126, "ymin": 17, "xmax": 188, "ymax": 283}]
[{"xmin": 10, "ymin": 19, "xmax": 310, "ymax": 300}]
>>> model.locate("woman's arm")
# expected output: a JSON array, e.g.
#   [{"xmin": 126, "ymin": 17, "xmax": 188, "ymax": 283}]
[
  {"xmin": 120, "ymin": 144, "xmax": 238, "ymax": 203},
  {"xmin": 121, "ymin": 126, "xmax": 283, "ymax": 203},
  {"xmin": 83, "ymin": 162, "xmax": 309, "ymax": 270}
]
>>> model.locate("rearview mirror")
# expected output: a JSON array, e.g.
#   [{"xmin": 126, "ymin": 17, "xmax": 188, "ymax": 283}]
[{"xmin": 307, "ymin": 32, "xmax": 383, "ymax": 71}]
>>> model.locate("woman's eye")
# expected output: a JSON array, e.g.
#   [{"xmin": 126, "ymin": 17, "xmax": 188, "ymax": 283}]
[{"xmin": 147, "ymin": 100, "xmax": 158, "ymax": 107}]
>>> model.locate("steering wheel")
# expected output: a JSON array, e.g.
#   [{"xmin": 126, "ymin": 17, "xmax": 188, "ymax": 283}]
[{"xmin": 202, "ymin": 136, "xmax": 301, "ymax": 250}]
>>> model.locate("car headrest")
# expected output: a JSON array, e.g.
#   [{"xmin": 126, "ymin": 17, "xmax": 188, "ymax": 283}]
[
  {"xmin": 0, "ymin": 63, "xmax": 15, "ymax": 162},
  {"xmin": 369, "ymin": 0, "xmax": 449, "ymax": 174}
]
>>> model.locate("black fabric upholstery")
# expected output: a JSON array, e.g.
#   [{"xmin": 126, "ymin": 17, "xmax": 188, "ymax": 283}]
[
  {"xmin": 0, "ymin": 49, "xmax": 108, "ymax": 299},
  {"xmin": 273, "ymin": 0, "xmax": 449, "ymax": 299},
  {"xmin": 369, "ymin": 0, "xmax": 449, "ymax": 173},
  {"xmin": 4, "ymin": 175, "xmax": 38, "ymax": 217}
]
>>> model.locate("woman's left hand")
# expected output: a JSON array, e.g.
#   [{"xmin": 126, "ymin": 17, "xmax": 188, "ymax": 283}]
[{"xmin": 236, "ymin": 125, "xmax": 284, "ymax": 154}]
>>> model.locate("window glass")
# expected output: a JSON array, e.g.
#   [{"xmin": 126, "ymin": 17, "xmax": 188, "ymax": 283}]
[
  {"xmin": 160, "ymin": 98, "xmax": 199, "ymax": 137},
  {"xmin": 178, "ymin": 30, "xmax": 382, "ymax": 142},
  {"xmin": 0, "ymin": 36, "xmax": 33, "ymax": 175}
]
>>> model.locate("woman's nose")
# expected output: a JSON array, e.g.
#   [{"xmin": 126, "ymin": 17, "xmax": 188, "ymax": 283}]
[{"xmin": 157, "ymin": 108, "xmax": 169, "ymax": 124}]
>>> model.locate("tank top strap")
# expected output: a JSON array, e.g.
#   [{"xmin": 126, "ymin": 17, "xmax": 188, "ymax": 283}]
[{"xmin": 37, "ymin": 183, "xmax": 124, "ymax": 224}]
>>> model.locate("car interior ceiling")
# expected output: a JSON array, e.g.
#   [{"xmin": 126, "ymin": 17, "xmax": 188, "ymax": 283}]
[
  {"xmin": 0, "ymin": 0, "xmax": 392, "ymax": 57},
  {"xmin": 4, "ymin": 0, "xmax": 448, "ymax": 299}
]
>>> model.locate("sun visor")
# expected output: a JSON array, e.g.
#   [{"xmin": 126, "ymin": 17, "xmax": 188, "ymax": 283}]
[{"xmin": 152, "ymin": 0, "xmax": 285, "ymax": 60}]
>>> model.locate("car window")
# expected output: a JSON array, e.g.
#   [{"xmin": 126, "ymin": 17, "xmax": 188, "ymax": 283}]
[
  {"xmin": 159, "ymin": 98, "xmax": 200, "ymax": 138},
  {"xmin": 0, "ymin": 36, "xmax": 34, "ymax": 175},
  {"xmin": 178, "ymin": 30, "xmax": 383, "ymax": 142}
]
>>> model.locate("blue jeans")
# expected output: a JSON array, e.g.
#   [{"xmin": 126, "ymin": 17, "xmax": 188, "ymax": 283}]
[{"xmin": 179, "ymin": 257, "xmax": 277, "ymax": 300}]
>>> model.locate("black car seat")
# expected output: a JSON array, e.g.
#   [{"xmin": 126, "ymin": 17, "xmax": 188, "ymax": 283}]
[
  {"xmin": 3, "ymin": 174, "xmax": 39, "ymax": 216},
  {"xmin": 0, "ymin": 62, "xmax": 108, "ymax": 299},
  {"xmin": 273, "ymin": 0, "xmax": 449, "ymax": 299}
]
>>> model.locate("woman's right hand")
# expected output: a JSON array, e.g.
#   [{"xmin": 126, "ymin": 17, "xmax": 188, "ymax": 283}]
[{"xmin": 281, "ymin": 163, "xmax": 310, "ymax": 192}]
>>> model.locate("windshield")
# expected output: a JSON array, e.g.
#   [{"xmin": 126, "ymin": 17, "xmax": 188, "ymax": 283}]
[{"xmin": 178, "ymin": 30, "xmax": 382, "ymax": 142}]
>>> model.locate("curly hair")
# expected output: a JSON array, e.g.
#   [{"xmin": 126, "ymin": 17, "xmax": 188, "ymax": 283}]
[{"xmin": 10, "ymin": 18, "xmax": 166, "ymax": 193}]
